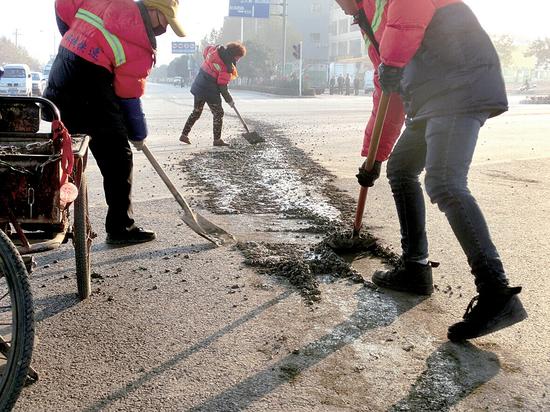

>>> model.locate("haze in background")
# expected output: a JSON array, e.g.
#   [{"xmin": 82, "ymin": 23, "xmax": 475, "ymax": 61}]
[{"xmin": 0, "ymin": 0, "xmax": 548, "ymax": 65}]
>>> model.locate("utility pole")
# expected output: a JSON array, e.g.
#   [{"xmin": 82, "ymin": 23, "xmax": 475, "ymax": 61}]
[
  {"xmin": 13, "ymin": 29, "xmax": 22, "ymax": 48},
  {"xmin": 292, "ymin": 42, "xmax": 303, "ymax": 97},
  {"xmin": 282, "ymin": 0, "xmax": 287, "ymax": 78},
  {"xmin": 240, "ymin": 17, "xmax": 244, "ymax": 42},
  {"xmin": 298, "ymin": 41, "xmax": 303, "ymax": 97}
]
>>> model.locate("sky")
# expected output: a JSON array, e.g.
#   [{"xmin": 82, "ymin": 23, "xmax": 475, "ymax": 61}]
[{"xmin": 1, "ymin": 0, "xmax": 549, "ymax": 66}]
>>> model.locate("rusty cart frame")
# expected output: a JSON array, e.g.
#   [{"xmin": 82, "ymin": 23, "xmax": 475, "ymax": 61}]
[{"xmin": 0, "ymin": 96, "xmax": 93, "ymax": 410}]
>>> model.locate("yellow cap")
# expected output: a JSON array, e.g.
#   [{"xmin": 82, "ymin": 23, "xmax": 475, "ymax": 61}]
[{"xmin": 143, "ymin": 0, "xmax": 186, "ymax": 37}]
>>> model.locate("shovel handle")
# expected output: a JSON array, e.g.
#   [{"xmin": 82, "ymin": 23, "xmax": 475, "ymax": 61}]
[
  {"xmin": 141, "ymin": 144, "xmax": 197, "ymax": 220},
  {"xmin": 231, "ymin": 104, "xmax": 251, "ymax": 133},
  {"xmin": 353, "ymin": 92, "xmax": 391, "ymax": 235}
]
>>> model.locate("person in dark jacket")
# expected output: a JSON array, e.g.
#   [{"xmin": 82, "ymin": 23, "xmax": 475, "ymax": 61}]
[
  {"xmin": 345, "ymin": 74, "xmax": 351, "ymax": 95},
  {"xmin": 45, "ymin": 0, "xmax": 185, "ymax": 245},
  {"xmin": 337, "ymin": 74, "xmax": 344, "ymax": 95},
  {"xmin": 353, "ymin": 75, "xmax": 361, "ymax": 96},
  {"xmin": 329, "ymin": 76, "xmax": 336, "ymax": 95},
  {"xmin": 179, "ymin": 42, "xmax": 246, "ymax": 146},
  {"xmin": 336, "ymin": 0, "xmax": 526, "ymax": 342}
]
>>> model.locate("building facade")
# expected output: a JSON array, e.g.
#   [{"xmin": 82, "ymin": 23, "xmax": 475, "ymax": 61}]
[{"xmin": 328, "ymin": 4, "xmax": 374, "ymax": 90}]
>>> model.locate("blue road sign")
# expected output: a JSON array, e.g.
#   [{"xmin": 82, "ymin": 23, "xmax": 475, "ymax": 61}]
[
  {"xmin": 228, "ymin": 0, "xmax": 270, "ymax": 19},
  {"xmin": 172, "ymin": 42, "xmax": 197, "ymax": 54}
]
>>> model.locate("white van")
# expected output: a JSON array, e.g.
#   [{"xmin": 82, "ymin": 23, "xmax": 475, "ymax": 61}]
[{"xmin": 0, "ymin": 64, "xmax": 33, "ymax": 96}]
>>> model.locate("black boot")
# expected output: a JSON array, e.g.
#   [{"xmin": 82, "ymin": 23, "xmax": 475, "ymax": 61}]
[
  {"xmin": 106, "ymin": 225, "xmax": 156, "ymax": 245},
  {"xmin": 448, "ymin": 286, "xmax": 527, "ymax": 342},
  {"xmin": 372, "ymin": 260, "xmax": 437, "ymax": 296}
]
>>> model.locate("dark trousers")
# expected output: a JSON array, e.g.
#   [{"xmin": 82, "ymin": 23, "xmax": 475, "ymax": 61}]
[
  {"xmin": 181, "ymin": 96, "xmax": 224, "ymax": 140},
  {"xmin": 386, "ymin": 113, "xmax": 508, "ymax": 291},
  {"xmin": 44, "ymin": 48, "xmax": 134, "ymax": 233}
]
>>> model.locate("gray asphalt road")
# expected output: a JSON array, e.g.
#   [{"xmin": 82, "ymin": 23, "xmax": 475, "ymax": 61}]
[{"xmin": 14, "ymin": 84, "xmax": 550, "ymax": 411}]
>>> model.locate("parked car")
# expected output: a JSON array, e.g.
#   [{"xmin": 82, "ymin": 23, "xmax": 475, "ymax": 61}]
[
  {"xmin": 42, "ymin": 63, "xmax": 53, "ymax": 87},
  {"xmin": 0, "ymin": 64, "xmax": 33, "ymax": 96},
  {"xmin": 31, "ymin": 72, "xmax": 46, "ymax": 96}
]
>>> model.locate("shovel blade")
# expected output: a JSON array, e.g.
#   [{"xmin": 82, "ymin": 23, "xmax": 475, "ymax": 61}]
[
  {"xmin": 178, "ymin": 208, "xmax": 235, "ymax": 246},
  {"xmin": 242, "ymin": 131, "xmax": 264, "ymax": 144}
]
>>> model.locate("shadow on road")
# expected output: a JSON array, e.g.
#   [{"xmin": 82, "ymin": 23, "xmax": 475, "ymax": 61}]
[
  {"xmin": 389, "ymin": 341, "xmax": 500, "ymax": 411},
  {"xmin": 186, "ymin": 287, "xmax": 426, "ymax": 411},
  {"xmin": 81, "ymin": 290, "xmax": 293, "ymax": 412},
  {"xmin": 33, "ymin": 292, "xmax": 80, "ymax": 323},
  {"xmin": 31, "ymin": 244, "xmax": 214, "ymax": 280}
]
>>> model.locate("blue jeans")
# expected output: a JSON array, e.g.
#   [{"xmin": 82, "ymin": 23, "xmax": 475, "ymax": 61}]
[{"xmin": 386, "ymin": 113, "xmax": 508, "ymax": 291}]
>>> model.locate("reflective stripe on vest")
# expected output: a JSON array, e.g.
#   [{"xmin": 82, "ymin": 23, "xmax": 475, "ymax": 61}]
[
  {"xmin": 371, "ymin": 0, "xmax": 387, "ymax": 34},
  {"xmin": 363, "ymin": 0, "xmax": 387, "ymax": 48},
  {"xmin": 75, "ymin": 8, "xmax": 126, "ymax": 67}
]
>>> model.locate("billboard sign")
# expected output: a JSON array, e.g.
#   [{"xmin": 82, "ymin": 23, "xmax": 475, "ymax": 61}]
[
  {"xmin": 172, "ymin": 42, "xmax": 197, "ymax": 54},
  {"xmin": 228, "ymin": 0, "xmax": 270, "ymax": 19}
]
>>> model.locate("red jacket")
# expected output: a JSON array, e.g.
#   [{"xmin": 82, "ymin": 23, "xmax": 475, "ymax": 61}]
[
  {"xmin": 359, "ymin": 0, "xmax": 462, "ymax": 161},
  {"xmin": 56, "ymin": 0, "xmax": 155, "ymax": 99},
  {"xmin": 201, "ymin": 46, "xmax": 237, "ymax": 86}
]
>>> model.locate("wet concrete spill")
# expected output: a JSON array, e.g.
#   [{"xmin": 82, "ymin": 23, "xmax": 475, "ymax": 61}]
[{"xmin": 179, "ymin": 122, "xmax": 399, "ymax": 303}]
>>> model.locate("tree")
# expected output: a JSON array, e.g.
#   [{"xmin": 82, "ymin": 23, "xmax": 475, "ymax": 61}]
[
  {"xmin": 149, "ymin": 64, "xmax": 168, "ymax": 82},
  {"xmin": 492, "ymin": 35, "xmax": 515, "ymax": 68},
  {"xmin": 167, "ymin": 55, "xmax": 190, "ymax": 77},
  {"xmin": 201, "ymin": 28, "xmax": 222, "ymax": 51},
  {"xmin": 525, "ymin": 38, "xmax": 550, "ymax": 68},
  {"xmin": 0, "ymin": 37, "xmax": 41, "ymax": 70},
  {"xmin": 237, "ymin": 41, "xmax": 275, "ymax": 81},
  {"xmin": 218, "ymin": 16, "xmax": 302, "ymax": 75}
]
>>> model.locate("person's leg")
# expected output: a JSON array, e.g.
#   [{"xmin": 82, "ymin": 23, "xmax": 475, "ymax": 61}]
[
  {"xmin": 423, "ymin": 113, "xmax": 526, "ymax": 340},
  {"xmin": 387, "ymin": 120, "xmax": 429, "ymax": 263},
  {"xmin": 207, "ymin": 101, "xmax": 227, "ymax": 146},
  {"xmin": 423, "ymin": 113, "xmax": 507, "ymax": 291},
  {"xmin": 371, "ymin": 120, "xmax": 436, "ymax": 295},
  {"xmin": 180, "ymin": 97, "xmax": 205, "ymax": 143}
]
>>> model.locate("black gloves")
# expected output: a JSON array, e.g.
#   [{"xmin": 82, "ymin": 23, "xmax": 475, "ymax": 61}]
[
  {"xmin": 356, "ymin": 160, "xmax": 381, "ymax": 188},
  {"xmin": 378, "ymin": 63, "xmax": 403, "ymax": 94}
]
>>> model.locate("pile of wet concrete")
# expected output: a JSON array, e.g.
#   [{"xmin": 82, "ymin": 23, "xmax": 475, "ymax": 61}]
[{"xmin": 179, "ymin": 122, "xmax": 400, "ymax": 303}]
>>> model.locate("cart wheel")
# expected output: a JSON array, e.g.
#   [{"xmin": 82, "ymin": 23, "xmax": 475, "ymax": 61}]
[
  {"xmin": 73, "ymin": 174, "xmax": 92, "ymax": 300},
  {"xmin": 0, "ymin": 230, "xmax": 34, "ymax": 411}
]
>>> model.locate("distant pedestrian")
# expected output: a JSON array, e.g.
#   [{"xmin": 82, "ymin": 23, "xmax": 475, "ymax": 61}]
[
  {"xmin": 329, "ymin": 76, "xmax": 336, "ymax": 95},
  {"xmin": 345, "ymin": 74, "xmax": 351, "ymax": 95},
  {"xmin": 353, "ymin": 76, "xmax": 361, "ymax": 95},
  {"xmin": 337, "ymin": 74, "xmax": 344, "ymax": 94},
  {"xmin": 179, "ymin": 42, "xmax": 246, "ymax": 146}
]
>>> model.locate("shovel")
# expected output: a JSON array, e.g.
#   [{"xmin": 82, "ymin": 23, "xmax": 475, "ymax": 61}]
[
  {"xmin": 353, "ymin": 92, "xmax": 391, "ymax": 237},
  {"xmin": 230, "ymin": 103, "xmax": 264, "ymax": 144},
  {"xmin": 141, "ymin": 144, "xmax": 235, "ymax": 246}
]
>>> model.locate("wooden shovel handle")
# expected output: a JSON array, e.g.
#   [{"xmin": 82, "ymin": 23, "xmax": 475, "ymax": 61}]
[{"xmin": 353, "ymin": 92, "xmax": 391, "ymax": 235}]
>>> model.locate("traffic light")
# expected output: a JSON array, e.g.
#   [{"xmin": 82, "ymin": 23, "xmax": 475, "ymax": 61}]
[{"xmin": 292, "ymin": 43, "xmax": 301, "ymax": 59}]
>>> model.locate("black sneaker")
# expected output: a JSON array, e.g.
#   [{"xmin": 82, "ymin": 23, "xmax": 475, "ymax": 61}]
[
  {"xmin": 448, "ymin": 286, "xmax": 527, "ymax": 342},
  {"xmin": 372, "ymin": 260, "xmax": 437, "ymax": 295},
  {"xmin": 106, "ymin": 226, "xmax": 156, "ymax": 245}
]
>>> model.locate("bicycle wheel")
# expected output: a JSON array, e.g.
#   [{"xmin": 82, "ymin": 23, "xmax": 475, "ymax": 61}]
[
  {"xmin": 0, "ymin": 230, "xmax": 34, "ymax": 411},
  {"xmin": 73, "ymin": 174, "xmax": 92, "ymax": 300}
]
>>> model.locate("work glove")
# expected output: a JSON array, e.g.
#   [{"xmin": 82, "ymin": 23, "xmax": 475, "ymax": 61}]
[
  {"xmin": 378, "ymin": 63, "xmax": 403, "ymax": 95},
  {"xmin": 118, "ymin": 98, "xmax": 148, "ymax": 146},
  {"xmin": 356, "ymin": 160, "xmax": 382, "ymax": 188},
  {"xmin": 228, "ymin": 100, "xmax": 235, "ymax": 108},
  {"xmin": 130, "ymin": 139, "xmax": 146, "ymax": 151}
]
